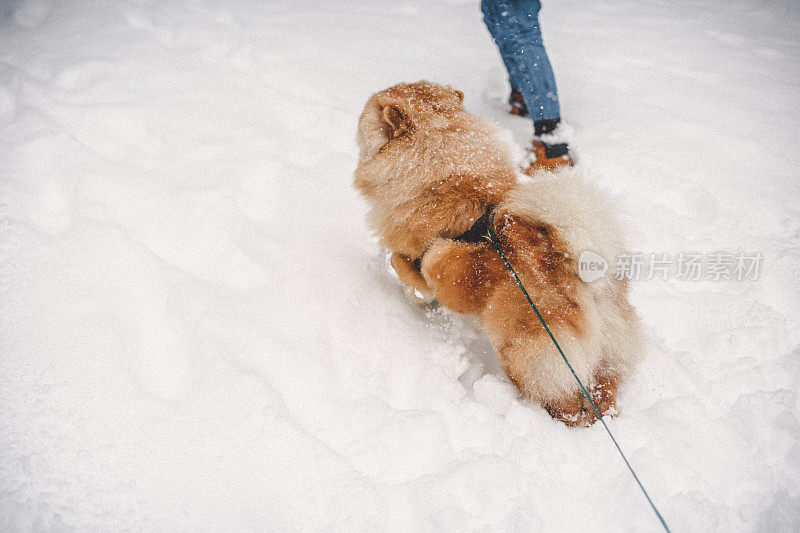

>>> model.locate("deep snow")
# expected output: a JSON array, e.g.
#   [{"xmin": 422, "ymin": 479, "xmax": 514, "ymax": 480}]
[{"xmin": 1, "ymin": 0, "xmax": 799, "ymax": 531}]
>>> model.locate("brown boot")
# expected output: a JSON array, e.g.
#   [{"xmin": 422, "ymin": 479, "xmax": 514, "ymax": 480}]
[
  {"xmin": 524, "ymin": 140, "xmax": 572, "ymax": 174},
  {"xmin": 508, "ymin": 87, "xmax": 528, "ymax": 117}
]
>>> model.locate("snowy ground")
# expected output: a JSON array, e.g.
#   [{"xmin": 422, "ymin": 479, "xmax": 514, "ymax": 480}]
[{"xmin": 1, "ymin": 0, "xmax": 799, "ymax": 531}]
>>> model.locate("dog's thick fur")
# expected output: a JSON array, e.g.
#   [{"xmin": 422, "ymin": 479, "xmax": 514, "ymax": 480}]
[{"xmin": 354, "ymin": 81, "xmax": 644, "ymax": 425}]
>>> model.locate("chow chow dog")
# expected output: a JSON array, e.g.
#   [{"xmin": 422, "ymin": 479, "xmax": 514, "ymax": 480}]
[{"xmin": 353, "ymin": 81, "xmax": 643, "ymax": 426}]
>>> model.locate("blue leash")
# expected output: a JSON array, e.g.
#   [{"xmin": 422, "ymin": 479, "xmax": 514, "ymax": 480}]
[{"xmin": 486, "ymin": 213, "xmax": 671, "ymax": 533}]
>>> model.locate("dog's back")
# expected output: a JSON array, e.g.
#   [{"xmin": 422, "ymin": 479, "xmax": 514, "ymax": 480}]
[{"xmin": 490, "ymin": 168, "xmax": 644, "ymax": 407}]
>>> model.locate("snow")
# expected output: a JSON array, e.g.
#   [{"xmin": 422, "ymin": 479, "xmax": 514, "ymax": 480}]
[{"xmin": 1, "ymin": 0, "xmax": 798, "ymax": 531}]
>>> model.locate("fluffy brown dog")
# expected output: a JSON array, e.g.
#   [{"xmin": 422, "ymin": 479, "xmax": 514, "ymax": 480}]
[{"xmin": 353, "ymin": 81, "xmax": 643, "ymax": 426}]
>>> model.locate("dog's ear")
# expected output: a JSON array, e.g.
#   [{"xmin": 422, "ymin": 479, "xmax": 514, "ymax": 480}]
[
  {"xmin": 454, "ymin": 89, "xmax": 464, "ymax": 102},
  {"xmin": 382, "ymin": 105, "xmax": 409, "ymax": 138}
]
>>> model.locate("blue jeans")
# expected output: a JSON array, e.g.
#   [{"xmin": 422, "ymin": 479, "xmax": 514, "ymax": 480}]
[{"xmin": 481, "ymin": 0, "xmax": 561, "ymax": 126}]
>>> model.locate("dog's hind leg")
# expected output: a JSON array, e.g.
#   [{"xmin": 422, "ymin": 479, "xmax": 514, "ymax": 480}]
[{"xmin": 419, "ymin": 238, "xmax": 506, "ymax": 315}]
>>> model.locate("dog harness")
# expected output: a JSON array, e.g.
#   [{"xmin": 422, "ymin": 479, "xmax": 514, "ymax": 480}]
[{"xmin": 413, "ymin": 206, "xmax": 495, "ymax": 270}]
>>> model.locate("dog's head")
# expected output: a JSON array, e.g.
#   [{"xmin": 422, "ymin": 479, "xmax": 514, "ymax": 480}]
[
  {"xmin": 355, "ymin": 81, "xmax": 465, "ymax": 161},
  {"xmin": 353, "ymin": 81, "xmax": 517, "ymax": 256}
]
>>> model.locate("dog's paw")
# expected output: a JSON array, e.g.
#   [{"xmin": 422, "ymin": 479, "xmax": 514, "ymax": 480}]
[
  {"xmin": 389, "ymin": 252, "xmax": 435, "ymax": 304},
  {"xmin": 402, "ymin": 284, "xmax": 436, "ymax": 306},
  {"xmin": 545, "ymin": 391, "xmax": 604, "ymax": 427},
  {"xmin": 590, "ymin": 372, "xmax": 619, "ymax": 418}
]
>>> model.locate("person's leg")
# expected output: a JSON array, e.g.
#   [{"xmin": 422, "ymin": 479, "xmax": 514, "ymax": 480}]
[
  {"xmin": 482, "ymin": 0, "xmax": 571, "ymax": 171},
  {"xmin": 482, "ymin": 0, "xmax": 561, "ymax": 134},
  {"xmin": 481, "ymin": 0, "xmax": 520, "ymax": 91}
]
